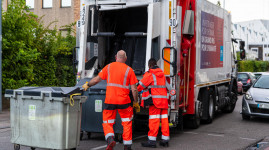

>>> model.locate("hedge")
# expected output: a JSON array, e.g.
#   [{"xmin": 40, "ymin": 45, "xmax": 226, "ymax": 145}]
[{"xmin": 238, "ymin": 60, "xmax": 269, "ymax": 72}]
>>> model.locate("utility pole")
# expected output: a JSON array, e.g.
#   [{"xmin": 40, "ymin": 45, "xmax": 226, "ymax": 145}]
[{"xmin": 0, "ymin": 0, "xmax": 2, "ymax": 113}]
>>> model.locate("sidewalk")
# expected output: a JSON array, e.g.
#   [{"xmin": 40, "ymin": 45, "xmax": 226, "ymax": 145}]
[{"xmin": 0, "ymin": 110, "xmax": 10, "ymax": 129}]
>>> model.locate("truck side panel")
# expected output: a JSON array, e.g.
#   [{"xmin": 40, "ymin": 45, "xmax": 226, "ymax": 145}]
[{"xmin": 196, "ymin": 0, "xmax": 232, "ymax": 85}]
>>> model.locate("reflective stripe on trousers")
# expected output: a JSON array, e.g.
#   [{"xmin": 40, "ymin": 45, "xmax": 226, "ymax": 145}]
[
  {"xmin": 121, "ymin": 116, "xmax": 133, "ymax": 122},
  {"xmin": 162, "ymin": 135, "xmax": 170, "ymax": 140},
  {"xmin": 148, "ymin": 136, "xmax": 157, "ymax": 141},
  {"xmin": 123, "ymin": 140, "xmax": 132, "ymax": 145},
  {"xmin": 148, "ymin": 105, "xmax": 170, "ymax": 141},
  {"xmin": 102, "ymin": 107, "xmax": 133, "ymax": 144},
  {"xmin": 103, "ymin": 119, "xmax": 116, "ymax": 124},
  {"xmin": 149, "ymin": 114, "xmax": 168, "ymax": 119},
  {"xmin": 105, "ymin": 133, "xmax": 115, "ymax": 140}
]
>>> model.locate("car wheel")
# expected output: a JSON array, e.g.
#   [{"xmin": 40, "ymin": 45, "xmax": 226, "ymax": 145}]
[{"xmin": 242, "ymin": 113, "xmax": 250, "ymax": 120}]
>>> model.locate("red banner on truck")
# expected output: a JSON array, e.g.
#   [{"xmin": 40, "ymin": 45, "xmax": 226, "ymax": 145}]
[{"xmin": 200, "ymin": 11, "xmax": 224, "ymax": 69}]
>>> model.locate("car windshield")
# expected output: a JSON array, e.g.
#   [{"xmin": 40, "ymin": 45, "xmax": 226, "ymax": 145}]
[
  {"xmin": 238, "ymin": 73, "xmax": 248, "ymax": 80},
  {"xmin": 253, "ymin": 75, "xmax": 269, "ymax": 89}
]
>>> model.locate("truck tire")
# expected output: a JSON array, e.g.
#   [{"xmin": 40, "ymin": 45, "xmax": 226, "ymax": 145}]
[
  {"xmin": 176, "ymin": 108, "xmax": 184, "ymax": 131},
  {"xmin": 201, "ymin": 89, "xmax": 215, "ymax": 124},
  {"xmin": 14, "ymin": 144, "xmax": 20, "ymax": 150},
  {"xmin": 223, "ymin": 84, "xmax": 237, "ymax": 113},
  {"xmin": 186, "ymin": 101, "xmax": 202, "ymax": 129}
]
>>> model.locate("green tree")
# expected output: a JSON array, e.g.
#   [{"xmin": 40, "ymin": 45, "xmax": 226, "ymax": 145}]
[
  {"xmin": 217, "ymin": 1, "xmax": 221, "ymax": 7},
  {"xmin": 2, "ymin": 0, "xmax": 40, "ymax": 89},
  {"xmin": 2, "ymin": 0, "xmax": 76, "ymax": 91}
]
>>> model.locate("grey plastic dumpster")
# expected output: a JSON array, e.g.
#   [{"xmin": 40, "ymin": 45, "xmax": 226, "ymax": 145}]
[
  {"xmin": 5, "ymin": 87, "xmax": 87, "ymax": 150},
  {"xmin": 76, "ymin": 78, "xmax": 123, "ymax": 140}
]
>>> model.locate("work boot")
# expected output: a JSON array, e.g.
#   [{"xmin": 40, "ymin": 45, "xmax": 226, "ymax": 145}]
[
  {"xmin": 159, "ymin": 140, "xmax": 169, "ymax": 147},
  {"xmin": 124, "ymin": 145, "xmax": 132, "ymax": 150},
  {"xmin": 141, "ymin": 140, "xmax": 156, "ymax": 148},
  {"xmin": 106, "ymin": 136, "xmax": 116, "ymax": 150}
]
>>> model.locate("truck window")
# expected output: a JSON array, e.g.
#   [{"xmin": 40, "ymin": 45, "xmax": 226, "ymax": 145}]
[{"xmin": 151, "ymin": 36, "xmax": 160, "ymax": 61}]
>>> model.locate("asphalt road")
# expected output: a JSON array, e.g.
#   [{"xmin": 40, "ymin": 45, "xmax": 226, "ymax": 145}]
[{"xmin": 1, "ymin": 95, "xmax": 269, "ymax": 150}]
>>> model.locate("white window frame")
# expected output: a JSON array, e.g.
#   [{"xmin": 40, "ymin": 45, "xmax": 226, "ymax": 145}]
[
  {"xmin": 61, "ymin": 0, "xmax": 72, "ymax": 8},
  {"xmin": 43, "ymin": 0, "xmax": 53, "ymax": 8},
  {"xmin": 26, "ymin": 0, "xmax": 34, "ymax": 9}
]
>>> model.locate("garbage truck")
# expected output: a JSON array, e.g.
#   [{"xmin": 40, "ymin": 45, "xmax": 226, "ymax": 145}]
[{"xmin": 74, "ymin": 0, "xmax": 238, "ymax": 137}]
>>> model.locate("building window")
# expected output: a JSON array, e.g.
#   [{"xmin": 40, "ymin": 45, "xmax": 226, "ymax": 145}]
[
  {"xmin": 265, "ymin": 45, "xmax": 268, "ymax": 48},
  {"xmin": 61, "ymin": 0, "xmax": 71, "ymax": 7},
  {"xmin": 43, "ymin": 0, "xmax": 53, "ymax": 8},
  {"xmin": 26, "ymin": 0, "xmax": 34, "ymax": 9}
]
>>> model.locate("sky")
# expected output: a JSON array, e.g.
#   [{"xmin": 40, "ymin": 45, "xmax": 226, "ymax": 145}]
[{"xmin": 207, "ymin": 0, "xmax": 269, "ymax": 23}]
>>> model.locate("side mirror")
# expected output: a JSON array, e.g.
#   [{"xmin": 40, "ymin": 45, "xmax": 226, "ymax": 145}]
[{"xmin": 162, "ymin": 47, "xmax": 177, "ymax": 76}]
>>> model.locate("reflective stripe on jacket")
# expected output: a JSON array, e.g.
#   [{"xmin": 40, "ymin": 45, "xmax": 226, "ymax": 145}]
[
  {"xmin": 98, "ymin": 62, "xmax": 138, "ymax": 104},
  {"xmin": 137, "ymin": 66, "xmax": 168, "ymax": 109}
]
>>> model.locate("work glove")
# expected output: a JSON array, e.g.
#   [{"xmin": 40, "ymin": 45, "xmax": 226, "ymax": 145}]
[
  {"xmin": 82, "ymin": 82, "xmax": 89, "ymax": 91},
  {"xmin": 133, "ymin": 101, "xmax": 140, "ymax": 113}
]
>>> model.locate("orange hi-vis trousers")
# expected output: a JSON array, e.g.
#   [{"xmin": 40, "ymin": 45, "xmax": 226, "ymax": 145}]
[
  {"xmin": 102, "ymin": 106, "xmax": 133, "ymax": 145},
  {"xmin": 148, "ymin": 105, "xmax": 170, "ymax": 141}
]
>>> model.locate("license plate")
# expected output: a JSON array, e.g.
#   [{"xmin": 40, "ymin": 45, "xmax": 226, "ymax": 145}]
[{"xmin": 257, "ymin": 103, "xmax": 269, "ymax": 109}]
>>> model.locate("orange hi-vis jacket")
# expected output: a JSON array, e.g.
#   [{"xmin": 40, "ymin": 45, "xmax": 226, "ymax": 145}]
[
  {"xmin": 98, "ymin": 62, "xmax": 138, "ymax": 105},
  {"xmin": 137, "ymin": 66, "xmax": 168, "ymax": 109}
]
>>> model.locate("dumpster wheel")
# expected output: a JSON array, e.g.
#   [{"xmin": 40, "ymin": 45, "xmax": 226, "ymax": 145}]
[{"xmin": 14, "ymin": 144, "xmax": 20, "ymax": 150}]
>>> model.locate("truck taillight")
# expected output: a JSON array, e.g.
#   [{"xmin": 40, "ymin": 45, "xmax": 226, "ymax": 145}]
[
  {"xmin": 170, "ymin": 89, "xmax": 176, "ymax": 96},
  {"xmin": 247, "ymin": 79, "xmax": 251, "ymax": 84}
]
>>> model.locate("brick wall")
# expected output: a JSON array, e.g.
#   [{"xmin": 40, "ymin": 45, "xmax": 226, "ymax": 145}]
[{"xmin": 74, "ymin": 0, "xmax": 80, "ymax": 22}]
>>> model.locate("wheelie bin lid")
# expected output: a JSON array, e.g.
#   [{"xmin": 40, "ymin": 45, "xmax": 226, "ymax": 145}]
[{"xmin": 5, "ymin": 87, "xmax": 82, "ymax": 98}]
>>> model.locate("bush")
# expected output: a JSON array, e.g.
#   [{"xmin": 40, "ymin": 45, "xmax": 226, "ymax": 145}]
[
  {"xmin": 238, "ymin": 60, "xmax": 269, "ymax": 72},
  {"xmin": 2, "ymin": 0, "xmax": 76, "ymax": 91}
]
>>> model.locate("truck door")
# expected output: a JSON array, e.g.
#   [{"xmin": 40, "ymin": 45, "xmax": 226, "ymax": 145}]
[
  {"xmin": 77, "ymin": 4, "xmax": 98, "ymax": 79},
  {"xmin": 145, "ymin": 2, "xmax": 161, "ymax": 71}
]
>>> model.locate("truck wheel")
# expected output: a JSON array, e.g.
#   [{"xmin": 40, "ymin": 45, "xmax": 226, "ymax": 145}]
[
  {"xmin": 14, "ymin": 144, "xmax": 20, "ymax": 150},
  {"xmin": 223, "ymin": 91, "xmax": 237, "ymax": 113},
  {"xmin": 201, "ymin": 89, "xmax": 215, "ymax": 123},
  {"xmin": 176, "ymin": 108, "xmax": 184, "ymax": 131},
  {"xmin": 186, "ymin": 101, "xmax": 202, "ymax": 129}
]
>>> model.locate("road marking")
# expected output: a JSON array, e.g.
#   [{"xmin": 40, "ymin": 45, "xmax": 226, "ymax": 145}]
[
  {"xmin": 91, "ymin": 142, "xmax": 119, "ymax": 150},
  {"xmin": 91, "ymin": 135, "xmax": 147, "ymax": 150},
  {"xmin": 133, "ymin": 135, "xmax": 148, "ymax": 140},
  {"xmin": 208, "ymin": 134, "xmax": 224, "ymax": 137},
  {"xmin": 240, "ymin": 137, "xmax": 256, "ymax": 141},
  {"xmin": 184, "ymin": 132, "xmax": 198, "ymax": 135}
]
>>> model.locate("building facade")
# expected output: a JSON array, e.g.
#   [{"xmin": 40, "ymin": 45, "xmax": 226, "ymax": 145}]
[
  {"xmin": 3, "ymin": 0, "xmax": 81, "ymax": 33},
  {"xmin": 233, "ymin": 20, "xmax": 269, "ymax": 61}
]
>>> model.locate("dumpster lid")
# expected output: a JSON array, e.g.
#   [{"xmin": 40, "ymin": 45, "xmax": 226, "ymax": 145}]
[
  {"xmin": 75, "ymin": 78, "xmax": 107, "ymax": 90},
  {"xmin": 5, "ymin": 87, "xmax": 82, "ymax": 98}
]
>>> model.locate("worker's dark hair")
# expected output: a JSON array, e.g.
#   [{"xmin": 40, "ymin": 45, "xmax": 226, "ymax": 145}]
[{"xmin": 148, "ymin": 58, "xmax": 157, "ymax": 68}]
